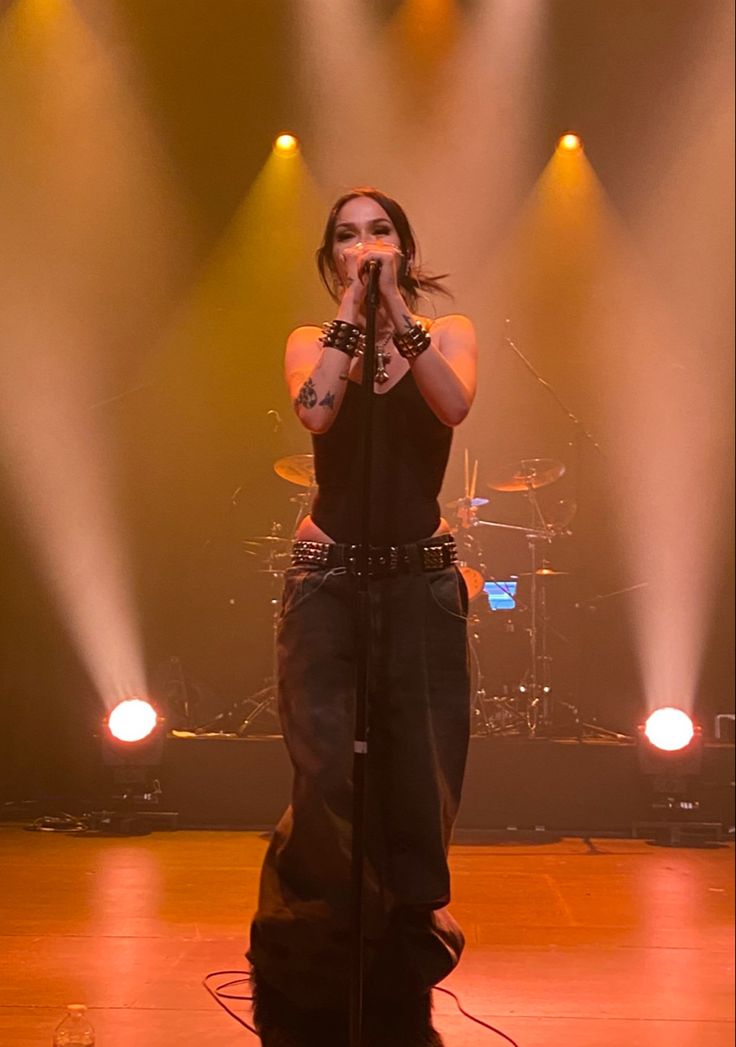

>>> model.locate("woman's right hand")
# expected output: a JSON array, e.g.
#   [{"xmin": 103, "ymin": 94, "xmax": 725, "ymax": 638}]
[{"xmin": 339, "ymin": 242, "xmax": 367, "ymax": 301}]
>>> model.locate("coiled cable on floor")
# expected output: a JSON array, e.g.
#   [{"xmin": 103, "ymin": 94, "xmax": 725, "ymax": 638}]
[{"xmin": 203, "ymin": 967, "xmax": 521, "ymax": 1044}]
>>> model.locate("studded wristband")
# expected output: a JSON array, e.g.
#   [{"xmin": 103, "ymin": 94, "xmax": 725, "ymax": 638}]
[
  {"xmin": 320, "ymin": 319, "xmax": 362, "ymax": 357},
  {"xmin": 392, "ymin": 321, "xmax": 431, "ymax": 360}
]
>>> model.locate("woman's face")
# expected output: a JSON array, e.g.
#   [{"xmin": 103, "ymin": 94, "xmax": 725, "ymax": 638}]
[{"xmin": 332, "ymin": 195, "xmax": 402, "ymax": 283}]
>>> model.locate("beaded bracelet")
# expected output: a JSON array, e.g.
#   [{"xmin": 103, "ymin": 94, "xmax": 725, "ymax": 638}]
[
  {"xmin": 392, "ymin": 321, "xmax": 431, "ymax": 360},
  {"xmin": 320, "ymin": 319, "xmax": 362, "ymax": 357}
]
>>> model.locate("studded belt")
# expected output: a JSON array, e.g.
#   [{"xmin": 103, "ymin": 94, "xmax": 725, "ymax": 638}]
[{"xmin": 290, "ymin": 534, "xmax": 458, "ymax": 576}]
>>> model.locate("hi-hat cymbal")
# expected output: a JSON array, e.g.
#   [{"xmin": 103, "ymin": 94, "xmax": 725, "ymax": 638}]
[
  {"xmin": 518, "ymin": 564, "xmax": 570, "ymax": 577},
  {"xmin": 244, "ymin": 536, "xmax": 291, "ymax": 543},
  {"xmin": 274, "ymin": 454, "xmax": 316, "ymax": 488},
  {"xmin": 487, "ymin": 458, "xmax": 565, "ymax": 492}
]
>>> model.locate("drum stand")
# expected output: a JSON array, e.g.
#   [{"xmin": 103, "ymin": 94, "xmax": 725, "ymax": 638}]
[
  {"xmin": 235, "ymin": 490, "xmax": 312, "ymax": 736},
  {"xmin": 472, "ymin": 489, "xmax": 579, "ymax": 737},
  {"xmin": 519, "ymin": 484, "xmax": 626, "ymax": 739},
  {"xmin": 194, "ymin": 491, "xmax": 312, "ymax": 736}
]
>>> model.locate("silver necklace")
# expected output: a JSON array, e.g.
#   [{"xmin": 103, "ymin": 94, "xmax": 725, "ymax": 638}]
[{"xmin": 358, "ymin": 329, "xmax": 394, "ymax": 384}]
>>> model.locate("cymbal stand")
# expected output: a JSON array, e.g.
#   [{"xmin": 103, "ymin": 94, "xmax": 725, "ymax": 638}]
[
  {"xmin": 236, "ymin": 493, "xmax": 312, "ymax": 736},
  {"xmin": 462, "ymin": 529, "xmax": 495, "ymax": 736},
  {"xmin": 453, "ymin": 452, "xmax": 497, "ymax": 735},
  {"xmin": 521, "ymin": 482, "xmax": 553, "ymax": 736}
]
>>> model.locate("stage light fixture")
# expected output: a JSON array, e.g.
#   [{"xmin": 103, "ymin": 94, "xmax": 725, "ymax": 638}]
[
  {"xmin": 107, "ymin": 697, "xmax": 158, "ymax": 743},
  {"xmin": 274, "ymin": 133, "xmax": 299, "ymax": 157},
  {"xmin": 94, "ymin": 697, "xmax": 174, "ymax": 834},
  {"xmin": 558, "ymin": 132, "xmax": 582, "ymax": 152},
  {"xmin": 644, "ymin": 707, "xmax": 695, "ymax": 752},
  {"xmin": 634, "ymin": 707, "xmax": 711, "ymax": 844}
]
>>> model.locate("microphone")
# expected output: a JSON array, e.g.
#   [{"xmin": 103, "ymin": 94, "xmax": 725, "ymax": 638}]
[{"xmin": 363, "ymin": 259, "xmax": 382, "ymax": 277}]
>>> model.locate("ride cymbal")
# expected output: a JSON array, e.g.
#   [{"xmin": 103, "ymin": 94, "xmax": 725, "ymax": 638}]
[
  {"xmin": 487, "ymin": 458, "xmax": 565, "ymax": 492},
  {"xmin": 274, "ymin": 454, "xmax": 316, "ymax": 488}
]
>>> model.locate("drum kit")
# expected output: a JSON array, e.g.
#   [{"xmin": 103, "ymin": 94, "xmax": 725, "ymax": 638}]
[
  {"xmin": 230, "ymin": 448, "xmax": 586, "ymax": 738},
  {"xmin": 451, "ymin": 449, "xmax": 581, "ymax": 737}
]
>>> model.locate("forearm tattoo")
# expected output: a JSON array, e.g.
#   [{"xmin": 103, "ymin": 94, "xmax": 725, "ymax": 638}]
[
  {"xmin": 401, "ymin": 312, "xmax": 414, "ymax": 330},
  {"xmin": 294, "ymin": 378, "xmax": 336, "ymax": 411},
  {"xmin": 294, "ymin": 378, "xmax": 318, "ymax": 409}
]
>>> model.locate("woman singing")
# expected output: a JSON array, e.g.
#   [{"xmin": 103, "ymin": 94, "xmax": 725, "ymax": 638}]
[{"xmin": 249, "ymin": 187, "xmax": 477, "ymax": 1047}]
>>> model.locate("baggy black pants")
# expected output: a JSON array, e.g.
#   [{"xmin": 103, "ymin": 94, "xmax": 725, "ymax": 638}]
[{"xmin": 248, "ymin": 556, "xmax": 470, "ymax": 1010}]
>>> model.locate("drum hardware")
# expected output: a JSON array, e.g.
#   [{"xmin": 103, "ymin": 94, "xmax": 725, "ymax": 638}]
[
  {"xmin": 574, "ymin": 581, "xmax": 648, "ymax": 610},
  {"xmin": 200, "ymin": 457, "xmax": 316, "ymax": 737},
  {"xmin": 229, "ymin": 520, "xmax": 287, "ymax": 736},
  {"xmin": 516, "ymin": 466, "xmax": 558, "ymax": 736},
  {"xmin": 450, "ymin": 450, "xmax": 490, "ymax": 601},
  {"xmin": 453, "ymin": 452, "xmax": 581, "ymax": 737},
  {"xmin": 548, "ymin": 497, "xmax": 577, "ymax": 532},
  {"xmin": 235, "ymin": 457, "xmax": 316, "ymax": 735},
  {"xmin": 494, "ymin": 323, "xmax": 619, "ymax": 739},
  {"xmin": 474, "ymin": 518, "xmax": 550, "ymax": 539},
  {"xmin": 446, "ymin": 496, "xmax": 489, "ymax": 510}
]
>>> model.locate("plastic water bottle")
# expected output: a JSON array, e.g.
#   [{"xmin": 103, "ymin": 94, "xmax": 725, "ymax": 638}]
[{"xmin": 52, "ymin": 1004, "xmax": 95, "ymax": 1046}]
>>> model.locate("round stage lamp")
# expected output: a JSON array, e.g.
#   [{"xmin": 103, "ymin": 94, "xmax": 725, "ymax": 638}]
[
  {"xmin": 644, "ymin": 707, "xmax": 695, "ymax": 752},
  {"xmin": 558, "ymin": 132, "xmax": 582, "ymax": 152},
  {"xmin": 274, "ymin": 132, "xmax": 299, "ymax": 157},
  {"xmin": 108, "ymin": 698, "xmax": 158, "ymax": 744}
]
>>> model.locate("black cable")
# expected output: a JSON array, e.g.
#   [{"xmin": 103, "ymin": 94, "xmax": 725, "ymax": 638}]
[
  {"xmin": 25, "ymin": 812, "xmax": 90, "ymax": 833},
  {"xmin": 202, "ymin": 970, "xmax": 258, "ymax": 1036},
  {"xmin": 203, "ymin": 967, "xmax": 521, "ymax": 1044},
  {"xmin": 434, "ymin": 986, "xmax": 521, "ymax": 1045}
]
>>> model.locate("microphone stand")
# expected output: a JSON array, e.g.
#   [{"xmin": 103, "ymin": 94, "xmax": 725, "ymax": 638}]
[{"xmin": 350, "ymin": 261, "xmax": 381, "ymax": 1047}]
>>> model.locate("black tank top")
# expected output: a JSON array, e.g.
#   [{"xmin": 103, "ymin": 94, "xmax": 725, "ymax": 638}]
[{"xmin": 311, "ymin": 371, "xmax": 453, "ymax": 545}]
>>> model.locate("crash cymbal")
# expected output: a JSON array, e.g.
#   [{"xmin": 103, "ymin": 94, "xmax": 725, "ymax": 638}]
[
  {"xmin": 487, "ymin": 458, "xmax": 565, "ymax": 492},
  {"xmin": 274, "ymin": 454, "xmax": 316, "ymax": 488},
  {"xmin": 446, "ymin": 496, "xmax": 489, "ymax": 509}
]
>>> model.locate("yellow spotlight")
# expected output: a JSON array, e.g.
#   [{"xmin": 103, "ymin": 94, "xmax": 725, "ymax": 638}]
[
  {"xmin": 558, "ymin": 132, "xmax": 582, "ymax": 152},
  {"xmin": 644, "ymin": 707, "xmax": 695, "ymax": 752},
  {"xmin": 273, "ymin": 132, "xmax": 299, "ymax": 157},
  {"xmin": 108, "ymin": 698, "xmax": 159, "ymax": 743}
]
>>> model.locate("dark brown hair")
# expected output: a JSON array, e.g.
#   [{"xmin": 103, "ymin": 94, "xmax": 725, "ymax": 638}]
[{"xmin": 316, "ymin": 187, "xmax": 451, "ymax": 311}]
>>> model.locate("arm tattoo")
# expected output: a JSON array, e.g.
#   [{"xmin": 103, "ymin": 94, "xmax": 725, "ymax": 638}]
[
  {"xmin": 294, "ymin": 378, "xmax": 318, "ymax": 409},
  {"xmin": 318, "ymin": 390, "xmax": 336, "ymax": 410},
  {"xmin": 401, "ymin": 312, "xmax": 414, "ymax": 331}
]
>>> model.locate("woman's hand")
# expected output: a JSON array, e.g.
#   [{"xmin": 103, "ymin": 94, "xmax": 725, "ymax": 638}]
[{"xmin": 340, "ymin": 240, "xmax": 403, "ymax": 302}]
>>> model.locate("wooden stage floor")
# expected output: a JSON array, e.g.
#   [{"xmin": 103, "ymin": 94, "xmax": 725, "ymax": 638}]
[{"xmin": 1, "ymin": 825, "xmax": 733, "ymax": 1046}]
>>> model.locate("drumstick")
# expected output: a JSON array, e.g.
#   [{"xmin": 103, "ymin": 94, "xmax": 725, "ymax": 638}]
[
  {"xmin": 464, "ymin": 448, "xmax": 469, "ymax": 499},
  {"xmin": 470, "ymin": 458, "xmax": 478, "ymax": 502}
]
